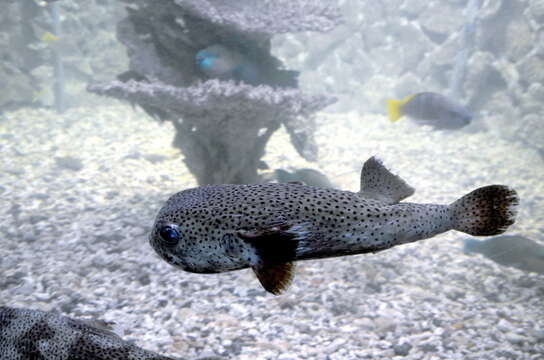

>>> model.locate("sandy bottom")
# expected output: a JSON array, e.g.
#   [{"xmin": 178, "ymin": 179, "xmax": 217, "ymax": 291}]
[{"xmin": 1, "ymin": 102, "xmax": 543, "ymax": 360}]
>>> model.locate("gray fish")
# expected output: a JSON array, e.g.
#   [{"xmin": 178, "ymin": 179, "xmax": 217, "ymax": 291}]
[
  {"xmin": 0, "ymin": 307, "xmax": 177, "ymax": 360},
  {"xmin": 150, "ymin": 156, "xmax": 518, "ymax": 295},
  {"xmin": 386, "ymin": 92, "xmax": 472, "ymax": 130},
  {"xmin": 274, "ymin": 168, "xmax": 334, "ymax": 188},
  {"xmin": 464, "ymin": 235, "xmax": 544, "ymax": 274}
]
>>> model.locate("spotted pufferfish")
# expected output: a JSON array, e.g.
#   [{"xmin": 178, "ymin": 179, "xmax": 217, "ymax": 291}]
[
  {"xmin": 0, "ymin": 307, "xmax": 177, "ymax": 360},
  {"xmin": 150, "ymin": 157, "xmax": 519, "ymax": 295}
]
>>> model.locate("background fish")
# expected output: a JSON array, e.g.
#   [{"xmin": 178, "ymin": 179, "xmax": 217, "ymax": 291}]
[
  {"xmin": 39, "ymin": 31, "xmax": 79, "ymax": 55},
  {"xmin": 150, "ymin": 156, "xmax": 518, "ymax": 295},
  {"xmin": 196, "ymin": 44, "xmax": 259, "ymax": 85},
  {"xmin": 274, "ymin": 168, "xmax": 334, "ymax": 188},
  {"xmin": 41, "ymin": 31, "xmax": 59, "ymax": 44},
  {"xmin": 195, "ymin": 44, "xmax": 298, "ymax": 87},
  {"xmin": 0, "ymin": 307, "xmax": 177, "ymax": 360},
  {"xmin": 386, "ymin": 92, "xmax": 472, "ymax": 130},
  {"xmin": 464, "ymin": 235, "xmax": 544, "ymax": 274}
]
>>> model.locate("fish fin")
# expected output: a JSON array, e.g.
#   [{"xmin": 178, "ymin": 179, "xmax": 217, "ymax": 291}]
[
  {"xmin": 237, "ymin": 223, "xmax": 306, "ymax": 264},
  {"xmin": 386, "ymin": 99, "xmax": 402, "ymax": 122},
  {"xmin": 252, "ymin": 262, "xmax": 295, "ymax": 295},
  {"xmin": 451, "ymin": 185, "xmax": 519, "ymax": 236},
  {"xmin": 386, "ymin": 94, "xmax": 415, "ymax": 122},
  {"xmin": 359, "ymin": 156, "xmax": 415, "ymax": 204}
]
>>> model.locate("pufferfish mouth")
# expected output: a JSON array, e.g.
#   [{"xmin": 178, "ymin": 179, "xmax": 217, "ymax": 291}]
[
  {"xmin": 153, "ymin": 248, "xmax": 186, "ymax": 269},
  {"xmin": 162, "ymin": 254, "xmax": 222, "ymax": 274}
]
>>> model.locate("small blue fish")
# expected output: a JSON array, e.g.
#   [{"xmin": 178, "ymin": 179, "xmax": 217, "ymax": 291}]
[
  {"xmin": 196, "ymin": 44, "xmax": 259, "ymax": 85},
  {"xmin": 195, "ymin": 43, "xmax": 298, "ymax": 88},
  {"xmin": 464, "ymin": 235, "xmax": 544, "ymax": 274},
  {"xmin": 386, "ymin": 92, "xmax": 472, "ymax": 130}
]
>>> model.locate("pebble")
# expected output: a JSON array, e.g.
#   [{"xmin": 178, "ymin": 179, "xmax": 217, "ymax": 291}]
[
  {"xmin": 497, "ymin": 319, "xmax": 512, "ymax": 333},
  {"xmin": 505, "ymin": 333, "xmax": 526, "ymax": 345},
  {"xmin": 393, "ymin": 343, "xmax": 413, "ymax": 356}
]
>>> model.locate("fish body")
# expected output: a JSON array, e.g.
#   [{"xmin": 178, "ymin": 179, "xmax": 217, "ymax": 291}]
[
  {"xmin": 0, "ymin": 307, "xmax": 176, "ymax": 360},
  {"xmin": 41, "ymin": 31, "xmax": 59, "ymax": 44},
  {"xmin": 196, "ymin": 44, "xmax": 259, "ymax": 85},
  {"xmin": 386, "ymin": 92, "xmax": 472, "ymax": 130},
  {"xmin": 150, "ymin": 157, "xmax": 518, "ymax": 294},
  {"xmin": 464, "ymin": 235, "xmax": 544, "ymax": 274},
  {"xmin": 274, "ymin": 168, "xmax": 334, "ymax": 188},
  {"xmin": 39, "ymin": 31, "xmax": 78, "ymax": 55},
  {"xmin": 195, "ymin": 44, "xmax": 298, "ymax": 87}
]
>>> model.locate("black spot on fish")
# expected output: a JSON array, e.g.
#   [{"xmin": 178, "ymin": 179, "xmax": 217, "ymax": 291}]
[{"xmin": 16, "ymin": 320, "xmax": 55, "ymax": 359}]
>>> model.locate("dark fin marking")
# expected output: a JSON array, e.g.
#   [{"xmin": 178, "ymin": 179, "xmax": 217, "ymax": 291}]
[
  {"xmin": 359, "ymin": 156, "xmax": 415, "ymax": 204},
  {"xmin": 238, "ymin": 223, "xmax": 309, "ymax": 295},
  {"xmin": 237, "ymin": 223, "xmax": 302, "ymax": 265},
  {"xmin": 451, "ymin": 185, "xmax": 519, "ymax": 236},
  {"xmin": 252, "ymin": 262, "xmax": 295, "ymax": 295}
]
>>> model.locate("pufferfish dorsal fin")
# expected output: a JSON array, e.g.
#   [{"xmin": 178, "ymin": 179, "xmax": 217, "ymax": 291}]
[
  {"xmin": 238, "ymin": 222, "xmax": 306, "ymax": 295},
  {"xmin": 252, "ymin": 262, "xmax": 295, "ymax": 295},
  {"xmin": 359, "ymin": 156, "xmax": 415, "ymax": 204}
]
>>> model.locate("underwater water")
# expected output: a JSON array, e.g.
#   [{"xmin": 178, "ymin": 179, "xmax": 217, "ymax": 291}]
[{"xmin": 1, "ymin": 1, "xmax": 543, "ymax": 359}]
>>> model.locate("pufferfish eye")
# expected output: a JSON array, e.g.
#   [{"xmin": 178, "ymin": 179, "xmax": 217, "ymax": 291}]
[{"xmin": 158, "ymin": 225, "xmax": 181, "ymax": 246}]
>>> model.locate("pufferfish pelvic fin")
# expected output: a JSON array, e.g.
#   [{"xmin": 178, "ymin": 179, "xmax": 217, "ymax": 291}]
[
  {"xmin": 252, "ymin": 262, "xmax": 295, "ymax": 295},
  {"xmin": 386, "ymin": 94, "xmax": 416, "ymax": 122},
  {"xmin": 238, "ymin": 222, "xmax": 307, "ymax": 295},
  {"xmin": 359, "ymin": 156, "xmax": 415, "ymax": 204}
]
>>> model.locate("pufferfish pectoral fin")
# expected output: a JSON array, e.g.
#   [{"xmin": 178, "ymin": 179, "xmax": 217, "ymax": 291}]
[
  {"xmin": 359, "ymin": 156, "xmax": 415, "ymax": 204},
  {"xmin": 252, "ymin": 262, "xmax": 295, "ymax": 295},
  {"xmin": 238, "ymin": 222, "xmax": 308, "ymax": 295}
]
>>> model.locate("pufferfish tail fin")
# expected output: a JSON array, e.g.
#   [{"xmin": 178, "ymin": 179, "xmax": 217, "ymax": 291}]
[
  {"xmin": 386, "ymin": 94, "xmax": 416, "ymax": 122},
  {"xmin": 359, "ymin": 156, "xmax": 415, "ymax": 204},
  {"xmin": 451, "ymin": 185, "xmax": 519, "ymax": 236}
]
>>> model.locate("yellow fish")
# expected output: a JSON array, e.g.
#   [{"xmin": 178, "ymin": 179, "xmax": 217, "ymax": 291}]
[
  {"xmin": 31, "ymin": 89, "xmax": 44, "ymax": 103},
  {"xmin": 386, "ymin": 92, "xmax": 472, "ymax": 130},
  {"xmin": 40, "ymin": 31, "xmax": 59, "ymax": 44}
]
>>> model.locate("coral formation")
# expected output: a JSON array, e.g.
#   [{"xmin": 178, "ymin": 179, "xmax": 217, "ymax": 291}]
[
  {"xmin": 89, "ymin": 0, "xmax": 340, "ymax": 185},
  {"xmin": 89, "ymin": 79, "xmax": 331, "ymax": 184}
]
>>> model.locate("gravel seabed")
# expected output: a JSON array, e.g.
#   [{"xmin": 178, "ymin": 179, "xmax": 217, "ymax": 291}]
[{"xmin": 1, "ymin": 102, "xmax": 543, "ymax": 360}]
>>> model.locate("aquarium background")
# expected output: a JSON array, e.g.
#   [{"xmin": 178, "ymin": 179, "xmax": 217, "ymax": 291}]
[{"xmin": 1, "ymin": 0, "xmax": 543, "ymax": 359}]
